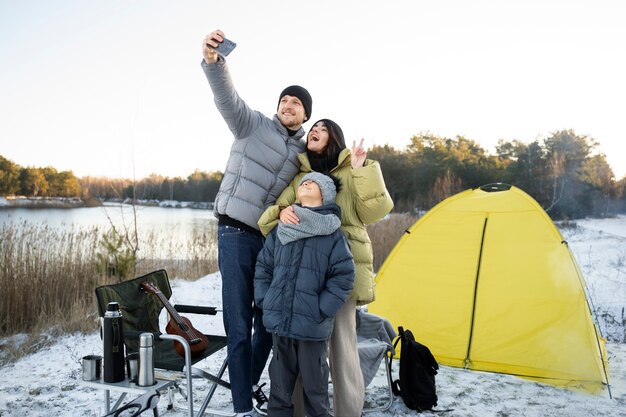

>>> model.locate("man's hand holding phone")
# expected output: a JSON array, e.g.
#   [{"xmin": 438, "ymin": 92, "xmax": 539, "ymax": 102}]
[{"xmin": 203, "ymin": 29, "xmax": 236, "ymax": 64}]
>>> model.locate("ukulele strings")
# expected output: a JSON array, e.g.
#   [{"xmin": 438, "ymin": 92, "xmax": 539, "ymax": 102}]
[
  {"xmin": 144, "ymin": 283, "xmax": 203, "ymax": 342},
  {"xmin": 156, "ymin": 292, "xmax": 203, "ymax": 341}
]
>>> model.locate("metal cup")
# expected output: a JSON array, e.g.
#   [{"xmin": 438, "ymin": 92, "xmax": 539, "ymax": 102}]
[
  {"xmin": 126, "ymin": 352, "xmax": 139, "ymax": 382},
  {"xmin": 82, "ymin": 355, "xmax": 102, "ymax": 381}
]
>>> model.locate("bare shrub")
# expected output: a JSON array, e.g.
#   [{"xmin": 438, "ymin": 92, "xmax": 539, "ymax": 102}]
[
  {"xmin": 429, "ymin": 169, "xmax": 464, "ymax": 208},
  {"xmin": 367, "ymin": 213, "xmax": 419, "ymax": 272},
  {"xmin": 595, "ymin": 308, "xmax": 626, "ymax": 343}
]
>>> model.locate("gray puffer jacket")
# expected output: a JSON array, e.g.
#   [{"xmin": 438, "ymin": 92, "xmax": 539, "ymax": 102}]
[
  {"xmin": 254, "ymin": 204, "xmax": 355, "ymax": 341},
  {"xmin": 201, "ymin": 58, "xmax": 306, "ymax": 229}
]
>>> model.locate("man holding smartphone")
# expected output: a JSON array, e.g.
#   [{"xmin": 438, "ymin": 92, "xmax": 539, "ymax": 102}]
[{"xmin": 201, "ymin": 29, "xmax": 312, "ymax": 417}]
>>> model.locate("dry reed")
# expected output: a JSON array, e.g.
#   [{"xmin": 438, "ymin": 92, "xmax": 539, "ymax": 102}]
[
  {"xmin": 366, "ymin": 213, "xmax": 419, "ymax": 272},
  {"xmin": 0, "ymin": 220, "xmax": 218, "ymax": 363}
]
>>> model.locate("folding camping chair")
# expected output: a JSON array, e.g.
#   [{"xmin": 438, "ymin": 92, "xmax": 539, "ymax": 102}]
[
  {"xmin": 356, "ymin": 309, "xmax": 396, "ymax": 413},
  {"xmin": 103, "ymin": 389, "xmax": 160, "ymax": 417},
  {"xmin": 95, "ymin": 269, "xmax": 229, "ymax": 417}
]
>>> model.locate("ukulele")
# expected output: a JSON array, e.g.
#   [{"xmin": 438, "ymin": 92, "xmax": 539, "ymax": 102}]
[{"xmin": 140, "ymin": 281, "xmax": 209, "ymax": 358}]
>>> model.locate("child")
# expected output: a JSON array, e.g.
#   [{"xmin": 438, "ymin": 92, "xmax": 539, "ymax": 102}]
[{"xmin": 254, "ymin": 172, "xmax": 355, "ymax": 417}]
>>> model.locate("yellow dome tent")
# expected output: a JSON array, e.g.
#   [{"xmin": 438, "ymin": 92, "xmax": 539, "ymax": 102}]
[{"xmin": 369, "ymin": 183, "xmax": 610, "ymax": 394}]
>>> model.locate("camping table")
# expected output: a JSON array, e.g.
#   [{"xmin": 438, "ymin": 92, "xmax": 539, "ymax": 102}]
[{"xmin": 80, "ymin": 377, "xmax": 176, "ymax": 414}]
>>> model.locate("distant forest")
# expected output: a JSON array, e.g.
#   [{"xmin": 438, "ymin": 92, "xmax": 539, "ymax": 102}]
[{"xmin": 2, "ymin": 129, "xmax": 625, "ymax": 219}]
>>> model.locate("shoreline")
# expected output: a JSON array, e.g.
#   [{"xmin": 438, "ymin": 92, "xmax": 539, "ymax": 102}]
[
  {"xmin": 0, "ymin": 196, "xmax": 214, "ymax": 210},
  {"xmin": 0, "ymin": 196, "xmax": 87, "ymax": 208}
]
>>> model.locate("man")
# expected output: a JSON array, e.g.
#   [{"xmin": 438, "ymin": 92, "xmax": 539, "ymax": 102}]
[{"xmin": 201, "ymin": 29, "xmax": 312, "ymax": 417}]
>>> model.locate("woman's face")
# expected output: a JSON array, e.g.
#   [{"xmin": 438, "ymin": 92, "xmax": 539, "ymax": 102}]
[{"xmin": 307, "ymin": 121, "xmax": 330, "ymax": 155}]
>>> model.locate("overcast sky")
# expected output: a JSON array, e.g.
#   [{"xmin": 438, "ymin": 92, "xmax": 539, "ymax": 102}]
[{"xmin": 1, "ymin": 0, "xmax": 625, "ymax": 180}]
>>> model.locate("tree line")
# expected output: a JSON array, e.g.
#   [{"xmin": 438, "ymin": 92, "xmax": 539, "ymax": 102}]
[
  {"xmin": 369, "ymin": 129, "xmax": 625, "ymax": 218},
  {"xmin": 1, "ymin": 129, "xmax": 625, "ymax": 218},
  {"xmin": 80, "ymin": 170, "xmax": 223, "ymax": 203},
  {"xmin": 0, "ymin": 159, "xmax": 82, "ymax": 198},
  {"xmin": 0, "ymin": 156, "xmax": 223, "ymax": 204}
]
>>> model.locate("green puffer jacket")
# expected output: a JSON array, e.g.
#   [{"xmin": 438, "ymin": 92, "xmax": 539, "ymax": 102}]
[{"xmin": 258, "ymin": 148, "xmax": 394, "ymax": 305}]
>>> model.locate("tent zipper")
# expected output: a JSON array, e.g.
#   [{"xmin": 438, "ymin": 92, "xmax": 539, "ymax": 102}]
[{"xmin": 464, "ymin": 215, "xmax": 489, "ymax": 369}]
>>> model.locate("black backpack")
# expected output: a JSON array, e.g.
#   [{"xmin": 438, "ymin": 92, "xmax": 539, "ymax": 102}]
[{"xmin": 389, "ymin": 326, "xmax": 439, "ymax": 412}]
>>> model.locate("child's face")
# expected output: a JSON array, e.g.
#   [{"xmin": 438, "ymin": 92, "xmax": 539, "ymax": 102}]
[{"xmin": 297, "ymin": 180, "xmax": 323, "ymax": 207}]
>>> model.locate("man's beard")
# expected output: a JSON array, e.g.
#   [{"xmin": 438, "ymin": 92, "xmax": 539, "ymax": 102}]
[{"xmin": 278, "ymin": 113, "xmax": 302, "ymax": 129}]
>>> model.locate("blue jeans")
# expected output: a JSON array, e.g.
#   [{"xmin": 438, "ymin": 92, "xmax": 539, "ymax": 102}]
[{"xmin": 218, "ymin": 224, "xmax": 273, "ymax": 413}]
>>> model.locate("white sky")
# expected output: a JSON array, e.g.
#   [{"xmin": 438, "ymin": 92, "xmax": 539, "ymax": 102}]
[{"xmin": 1, "ymin": 0, "xmax": 625, "ymax": 180}]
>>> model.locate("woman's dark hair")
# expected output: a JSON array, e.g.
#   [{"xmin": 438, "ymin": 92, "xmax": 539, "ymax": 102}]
[
  {"xmin": 328, "ymin": 173, "xmax": 342, "ymax": 195},
  {"xmin": 307, "ymin": 119, "xmax": 346, "ymax": 173}
]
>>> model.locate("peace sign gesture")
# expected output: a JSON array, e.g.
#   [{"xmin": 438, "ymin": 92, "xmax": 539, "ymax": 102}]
[{"xmin": 351, "ymin": 138, "xmax": 367, "ymax": 169}]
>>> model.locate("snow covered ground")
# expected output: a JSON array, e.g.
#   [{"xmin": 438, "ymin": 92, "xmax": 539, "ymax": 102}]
[{"xmin": 0, "ymin": 216, "xmax": 625, "ymax": 416}]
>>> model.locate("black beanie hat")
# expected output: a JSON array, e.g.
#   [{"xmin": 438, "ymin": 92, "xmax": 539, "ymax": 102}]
[{"xmin": 278, "ymin": 85, "xmax": 312, "ymax": 121}]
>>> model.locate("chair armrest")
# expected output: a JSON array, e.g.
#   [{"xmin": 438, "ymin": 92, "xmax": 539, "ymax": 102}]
[
  {"xmin": 159, "ymin": 333, "xmax": 193, "ymax": 393},
  {"xmin": 126, "ymin": 330, "xmax": 160, "ymax": 339},
  {"xmin": 173, "ymin": 304, "xmax": 218, "ymax": 315}
]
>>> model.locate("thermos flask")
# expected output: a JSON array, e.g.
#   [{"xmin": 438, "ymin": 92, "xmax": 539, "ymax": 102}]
[
  {"xmin": 103, "ymin": 302, "xmax": 126, "ymax": 383},
  {"xmin": 137, "ymin": 332, "xmax": 155, "ymax": 386}
]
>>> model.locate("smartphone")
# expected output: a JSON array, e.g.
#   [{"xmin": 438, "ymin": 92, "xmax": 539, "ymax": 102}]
[{"xmin": 210, "ymin": 37, "xmax": 237, "ymax": 57}]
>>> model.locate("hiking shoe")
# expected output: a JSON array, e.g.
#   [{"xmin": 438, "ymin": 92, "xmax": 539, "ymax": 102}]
[{"xmin": 252, "ymin": 383, "xmax": 268, "ymax": 416}]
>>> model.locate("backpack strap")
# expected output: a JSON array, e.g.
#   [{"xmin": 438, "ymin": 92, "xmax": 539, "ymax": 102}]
[
  {"xmin": 390, "ymin": 326, "xmax": 404, "ymax": 396},
  {"xmin": 393, "ymin": 326, "xmax": 404, "ymax": 351}
]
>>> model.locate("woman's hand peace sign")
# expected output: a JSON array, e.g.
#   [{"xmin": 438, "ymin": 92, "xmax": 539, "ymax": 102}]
[{"xmin": 351, "ymin": 138, "xmax": 367, "ymax": 169}]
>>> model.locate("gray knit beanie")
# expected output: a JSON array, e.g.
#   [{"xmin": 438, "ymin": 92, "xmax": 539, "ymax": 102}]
[{"xmin": 300, "ymin": 172, "xmax": 336, "ymax": 204}]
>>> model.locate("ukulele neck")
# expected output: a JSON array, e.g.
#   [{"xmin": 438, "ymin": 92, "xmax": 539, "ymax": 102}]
[
  {"xmin": 153, "ymin": 290, "xmax": 187, "ymax": 329},
  {"xmin": 141, "ymin": 283, "xmax": 202, "ymax": 345}
]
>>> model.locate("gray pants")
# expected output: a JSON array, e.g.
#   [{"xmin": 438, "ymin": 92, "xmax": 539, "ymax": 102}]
[
  {"xmin": 292, "ymin": 300, "xmax": 364, "ymax": 417},
  {"xmin": 268, "ymin": 334, "xmax": 330, "ymax": 417}
]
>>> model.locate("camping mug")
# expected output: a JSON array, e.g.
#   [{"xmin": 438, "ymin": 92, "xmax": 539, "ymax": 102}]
[
  {"xmin": 126, "ymin": 352, "xmax": 139, "ymax": 382},
  {"xmin": 82, "ymin": 355, "xmax": 102, "ymax": 381}
]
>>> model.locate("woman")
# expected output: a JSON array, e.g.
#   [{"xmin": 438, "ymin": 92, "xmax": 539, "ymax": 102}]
[{"xmin": 258, "ymin": 119, "xmax": 394, "ymax": 417}]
